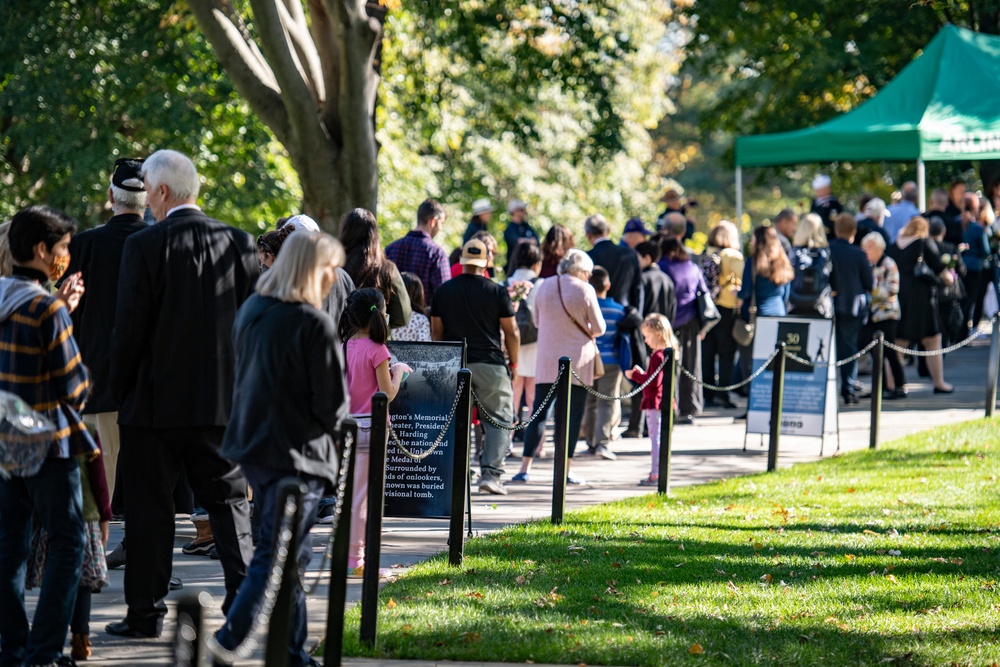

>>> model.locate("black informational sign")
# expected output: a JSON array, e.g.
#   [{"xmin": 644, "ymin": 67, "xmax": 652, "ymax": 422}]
[{"xmin": 383, "ymin": 341, "xmax": 465, "ymax": 518}]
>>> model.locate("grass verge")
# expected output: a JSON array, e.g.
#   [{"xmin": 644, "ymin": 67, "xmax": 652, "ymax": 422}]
[{"xmin": 339, "ymin": 419, "xmax": 1000, "ymax": 666}]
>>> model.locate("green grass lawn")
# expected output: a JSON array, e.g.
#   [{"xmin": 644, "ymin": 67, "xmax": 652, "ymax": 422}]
[{"xmin": 339, "ymin": 419, "xmax": 1000, "ymax": 666}]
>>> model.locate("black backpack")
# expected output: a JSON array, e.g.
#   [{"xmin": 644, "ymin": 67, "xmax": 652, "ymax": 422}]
[
  {"xmin": 789, "ymin": 247, "xmax": 832, "ymax": 311},
  {"xmin": 513, "ymin": 277, "xmax": 541, "ymax": 344}
]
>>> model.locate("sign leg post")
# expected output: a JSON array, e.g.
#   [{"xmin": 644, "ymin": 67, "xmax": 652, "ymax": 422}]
[{"xmin": 987, "ymin": 318, "xmax": 999, "ymax": 418}]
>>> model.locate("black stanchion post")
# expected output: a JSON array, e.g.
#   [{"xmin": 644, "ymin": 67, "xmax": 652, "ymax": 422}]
[
  {"xmin": 174, "ymin": 591, "xmax": 212, "ymax": 667},
  {"xmin": 870, "ymin": 332, "xmax": 884, "ymax": 449},
  {"xmin": 767, "ymin": 342, "xmax": 787, "ymax": 473},
  {"xmin": 987, "ymin": 318, "xmax": 999, "ymax": 418},
  {"xmin": 324, "ymin": 420, "xmax": 357, "ymax": 667},
  {"xmin": 551, "ymin": 357, "xmax": 573, "ymax": 525},
  {"xmin": 265, "ymin": 479, "xmax": 308, "ymax": 667},
  {"xmin": 449, "ymin": 370, "xmax": 473, "ymax": 566},
  {"xmin": 657, "ymin": 348, "xmax": 676, "ymax": 496},
  {"xmin": 360, "ymin": 392, "xmax": 388, "ymax": 647}
]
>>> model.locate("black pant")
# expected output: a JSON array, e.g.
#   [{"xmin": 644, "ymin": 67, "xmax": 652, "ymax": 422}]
[
  {"xmin": 120, "ymin": 425, "xmax": 253, "ymax": 634},
  {"xmin": 522, "ymin": 384, "xmax": 588, "ymax": 458},
  {"xmin": 863, "ymin": 319, "xmax": 906, "ymax": 389},
  {"xmin": 701, "ymin": 306, "xmax": 737, "ymax": 402},
  {"xmin": 963, "ymin": 270, "xmax": 991, "ymax": 332},
  {"xmin": 676, "ymin": 319, "xmax": 703, "ymax": 416}
]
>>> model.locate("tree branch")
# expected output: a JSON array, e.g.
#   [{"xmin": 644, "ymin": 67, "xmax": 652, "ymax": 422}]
[
  {"xmin": 248, "ymin": 0, "xmax": 323, "ymax": 142},
  {"xmin": 276, "ymin": 0, "xmax": 326, "ymax": 103},
  {"xmin": 187, "ymin": 0, "xmax": 291, "ymax": 144},
  {"xmin": 310, "ymin": 0, "xmax": 342, "ymax": 141}
]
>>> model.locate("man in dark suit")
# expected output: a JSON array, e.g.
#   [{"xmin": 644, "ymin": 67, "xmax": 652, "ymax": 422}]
[
  {"xmin": 64, "ymin": 159, "xmax": 148, "ymax": 499},
  {"xmin": 829, "ymin": 213, "xmax": 874, "ymax": 404},
  {"xmin": 585, "ymin": 214, "xmax": 644, "ymax": 311},
  {"xmin": 106, "ymin": 150, "xmax": 258, "ymax": 638},
  {"xmin": 810, "ymin": 175, "xmax": 844, "ymax": 240}
]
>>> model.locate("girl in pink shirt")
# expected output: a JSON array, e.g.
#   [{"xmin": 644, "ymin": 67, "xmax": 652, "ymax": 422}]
[{"xmin": 340, "ymin": 288, "xmax": 410, "ymax": 576}]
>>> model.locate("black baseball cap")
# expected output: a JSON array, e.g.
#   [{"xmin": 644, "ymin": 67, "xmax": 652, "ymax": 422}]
[{"xmin": 112, "ymin": 157, "xmax": 146, "ymax": 192}]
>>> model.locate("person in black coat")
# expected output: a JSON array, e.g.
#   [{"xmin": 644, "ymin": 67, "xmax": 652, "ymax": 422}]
[
  {"xmin": 584, "ymin": 214, "xmax": 644, "ymax": 310},
  {"xmin": 63, "ymin": 159, "xmax": 149, "ymax": 497},
  {"xmin": 623, "ymin": 240, "xmax": 676, "ymax": 437},
  {"xmin": 106, "ymin": 150, "xmax": 258, "ymax": 638},
  {"xmin": 216, "ymin": 232, "xmax": 349, "ymax": 666},
  {"xmin": 829, "ymin": 214, "xmax": 874, "ymax": 403}
]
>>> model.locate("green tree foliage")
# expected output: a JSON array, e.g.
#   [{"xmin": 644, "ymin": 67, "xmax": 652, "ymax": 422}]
[
  {"xmin": 674, "ymin": 0, "xmax": 1000, "ymax": 215},
  {"xmin": 378, "ymin": 1, "xmax": 679, "ymax": 251},
  {"xmin": 0, "ymin": 0, "xmax": 299, "ymax": 230}
]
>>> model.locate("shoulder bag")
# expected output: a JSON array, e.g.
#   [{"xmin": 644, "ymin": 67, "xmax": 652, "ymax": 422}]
[
  {"xmin": 732, "ymin": 263, "xmax": 755, "ymax": 347},
  {"xmin": 556, "ymin": 276, "xmax": 604, "ymax": 379},
  {"xmin": 694, "ymin": 279, "xmax": 722, "ymax": 336},
  {"xmin": 914, "ymin": 240, "xmax": 940, "ymax": 285}
]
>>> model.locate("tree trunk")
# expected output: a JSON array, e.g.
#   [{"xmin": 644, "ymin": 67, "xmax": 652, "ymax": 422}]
[{"xmin": 187, "ymin": 0, "xmax": 382, "ymax": 235}]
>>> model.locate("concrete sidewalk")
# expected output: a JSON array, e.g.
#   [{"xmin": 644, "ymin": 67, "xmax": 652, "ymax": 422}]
[{"xmin": 26, "ymin": 333, "xmax": 996, "ymax": 665}]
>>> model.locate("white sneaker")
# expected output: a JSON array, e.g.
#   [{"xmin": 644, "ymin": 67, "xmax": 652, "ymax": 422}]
[
  {"xmin": 594, "ymin": 445, "xmax": 617, "ymax": 461},
  {"xmin": 566, "ymin": 471, "xmax": 587, "ymax": 485},
  {"xmin": 479, "ymin": 479, "xmax": 508, "ymax": 495}
]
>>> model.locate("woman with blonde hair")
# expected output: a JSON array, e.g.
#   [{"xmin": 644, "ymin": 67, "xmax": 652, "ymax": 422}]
[
  {"xmin": 217, "ymin": 232, "xmax": 350, "ymax": 665},
  {"xmin": 888, "ymin": 216, "xmax": 954, "ymax": 393},
  {"xmin": 793, "ymin": 212, "xmax": 829, "ymax": 249},
  {"xmin": 789, "ymin": 212, "xmax": 833, "ymax": 318},
  {"xmin": 700, "ymin": 221, "xmax": 743, "ymax": 408}
]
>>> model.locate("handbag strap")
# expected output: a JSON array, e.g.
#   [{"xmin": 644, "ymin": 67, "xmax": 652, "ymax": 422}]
[
  {"xmin": 556, "ymin": 276, "xmax": 599, "ymax": 348},
  {"xmin": 747, "ymin": 259, "xmax": 757, "ymax": 320}
]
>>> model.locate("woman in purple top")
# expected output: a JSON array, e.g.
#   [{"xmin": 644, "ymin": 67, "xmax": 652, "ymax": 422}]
[{"xmin": 658, "ymin": 237, "xmax": 710, "ymax": 423}]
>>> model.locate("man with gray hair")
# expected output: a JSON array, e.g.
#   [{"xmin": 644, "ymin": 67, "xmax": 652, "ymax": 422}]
[
  {"xmin": 660, "ymin": 212, "xmax": 688, "ymax": 242},
  {"xmin": 106, "ymin": 149, "xmax": 258, "ymax": 638},
  {"xmin": 64, "ymin": 159, "xmax": 148, "ymax": 495},
  {"xmin": 885, "ymin": 181, "xmax": 921, "ymax": 241}
]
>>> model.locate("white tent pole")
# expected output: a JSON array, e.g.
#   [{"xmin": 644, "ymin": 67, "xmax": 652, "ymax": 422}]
[
  {"xmin": 735, "ymin": 166, "xmax": 744, "ymax": 228},
  {"xmin": 917, "ymin": 160, "xmax": 927, "ymax": 211}
]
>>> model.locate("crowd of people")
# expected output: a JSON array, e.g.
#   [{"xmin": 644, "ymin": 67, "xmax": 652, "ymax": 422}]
[{"xmin": 0, "ymin": 152, "xmax": 993, "ymax": 667}]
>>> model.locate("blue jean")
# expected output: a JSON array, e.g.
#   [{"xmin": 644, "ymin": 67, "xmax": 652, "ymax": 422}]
[
  {"xmin": 836, "ymin": 316, "xmax": 865, "ymax": 397},
  {"xmin": 522, "ymin": 383, "xmax": 588, "ymax": 459},
  {"xmin": 215, "ymin": 464, "xmax": 324, "ymax": 667},
  {"xmin": 0, "ymin": 456, "xmax": 85, "ymax": 667}
]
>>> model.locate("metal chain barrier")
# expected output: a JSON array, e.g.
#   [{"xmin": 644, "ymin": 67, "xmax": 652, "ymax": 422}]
[
  {"xmin": 884, "ymin": 314, "xmax": 997, "ymax": 356},
  {"xmin": 300, "ymin": 431, "xmax": 354, "ymax": 595},
  {"xmin": 782, "ymin": 338, "xmax": 879, "ymax": 369},
  {"xmin": 570, "ymin": 353, "xmax": 671, "ymax": 401},
  {"xmin": 677, "ymin": 347, "xmax": 782, "ymax": 392},
  {"xmin": 471, "ymin": 366, "xmax": 565, "ymax": 431},
  {"xmin": 389, "ymin": 378, "xmax": 466, "ymax": 460},
  {"xmin": 205, "ymin": 492, "xmax": 299, "ymax": 664}
]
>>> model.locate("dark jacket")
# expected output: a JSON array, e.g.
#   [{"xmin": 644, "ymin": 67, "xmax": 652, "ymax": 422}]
[
  {"xmin": 829, "ymin": 238, "xmax": 874, "ymax": 319},
  {"xmin": 588, "ymin": 239, "xmax": 645, "ymax": 311},
  {"xmin": 221, "ymin": 294, "xmax": 348, "ymax": 486},
  {"xmin": 854, "ymin": 217, "xmax": 891, "ymax": 249},
  {"xmin": 63, "ymin": 213, "xmax": 148, "ymax": 414},
  {"xmin": 811, "ymin": 196, "xmax": 844, "ymax": 239},
  {"xmin": 110, "ymin": 207, "xmax": 260, "ymax": 428},
  {"xmin": 640, "ymin": 264, "xmax": 676, "ymax": 322}
]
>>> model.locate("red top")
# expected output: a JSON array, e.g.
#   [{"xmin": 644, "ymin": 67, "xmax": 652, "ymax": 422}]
[{"xmin": 631, "ymin": 349, "xmax": 665, "ymax": 410}]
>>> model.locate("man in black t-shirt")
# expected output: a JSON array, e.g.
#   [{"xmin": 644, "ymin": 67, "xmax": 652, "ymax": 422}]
[{"xmin": 432, "ymin": 238, "xmax": 520, "ymax": 495}]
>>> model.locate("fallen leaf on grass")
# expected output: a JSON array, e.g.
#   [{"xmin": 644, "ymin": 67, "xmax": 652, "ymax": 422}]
[
  {"xmin": 847, "ymin": 487, "xmax": 856, "ymax": 493},
  {"xmin": 689, "ymin": 643, "xmax": 705, "ymax": 654},
  {"xmin": 886, "ymin": 574, "xmax": 899, "ymax": 584},
  {"xmin": 675, "ymin": 562, "xmax": 686, "ymax": 568},
  {"xmin": 844, "ymin": 554, "xmax": 856, "ymax": 562},
  {"xmin": 466, "ymin": 591, "xmax": 484, "ymax": 599},
  {"xmin": 439, "ymin": 578, "xmax": 452, "ymax": 586},
  {"xmin": 753, "ymin": 542, "xmax": 764, "ymax": 550},
  {"xmin": 386, "ymin": 598, "xmax": 397, "ymax": 609},
  {"xmin": 515, "ymin": 575, "xmax": 527, "ymax": 585},
  {"xmin": 760, "ymin": 574, "xmax": 773, "ymax": 584}
]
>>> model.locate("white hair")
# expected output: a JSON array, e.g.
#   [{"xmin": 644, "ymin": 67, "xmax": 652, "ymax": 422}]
[
  {"xmin": 583, "ymin": 214, "xmax": 610, "ymax": 238},
  {"xmin": 110, "ymin": 185, "xmax": 147, "ymax": 212},
  {"xmin": 557, "ymin": 248, "xmax": 594, "ymax": 276},
  {"xmin": 861, "ymin": 231, "xmax": 886, "ymax": 252},
  {"xmin": 141, "ymin": 149, "xmax": 200, "ymax": 200}
]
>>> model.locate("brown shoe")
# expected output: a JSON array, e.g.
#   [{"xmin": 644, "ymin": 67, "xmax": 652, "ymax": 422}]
[{"xmin": 71, "ymin": 633, "xmax": 91, "ymax": 660}]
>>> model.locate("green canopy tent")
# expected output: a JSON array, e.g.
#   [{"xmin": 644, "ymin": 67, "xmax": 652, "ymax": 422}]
[{"xmin": 733, "ymin": 24, "xmax": 1000, "ymax": 222}]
